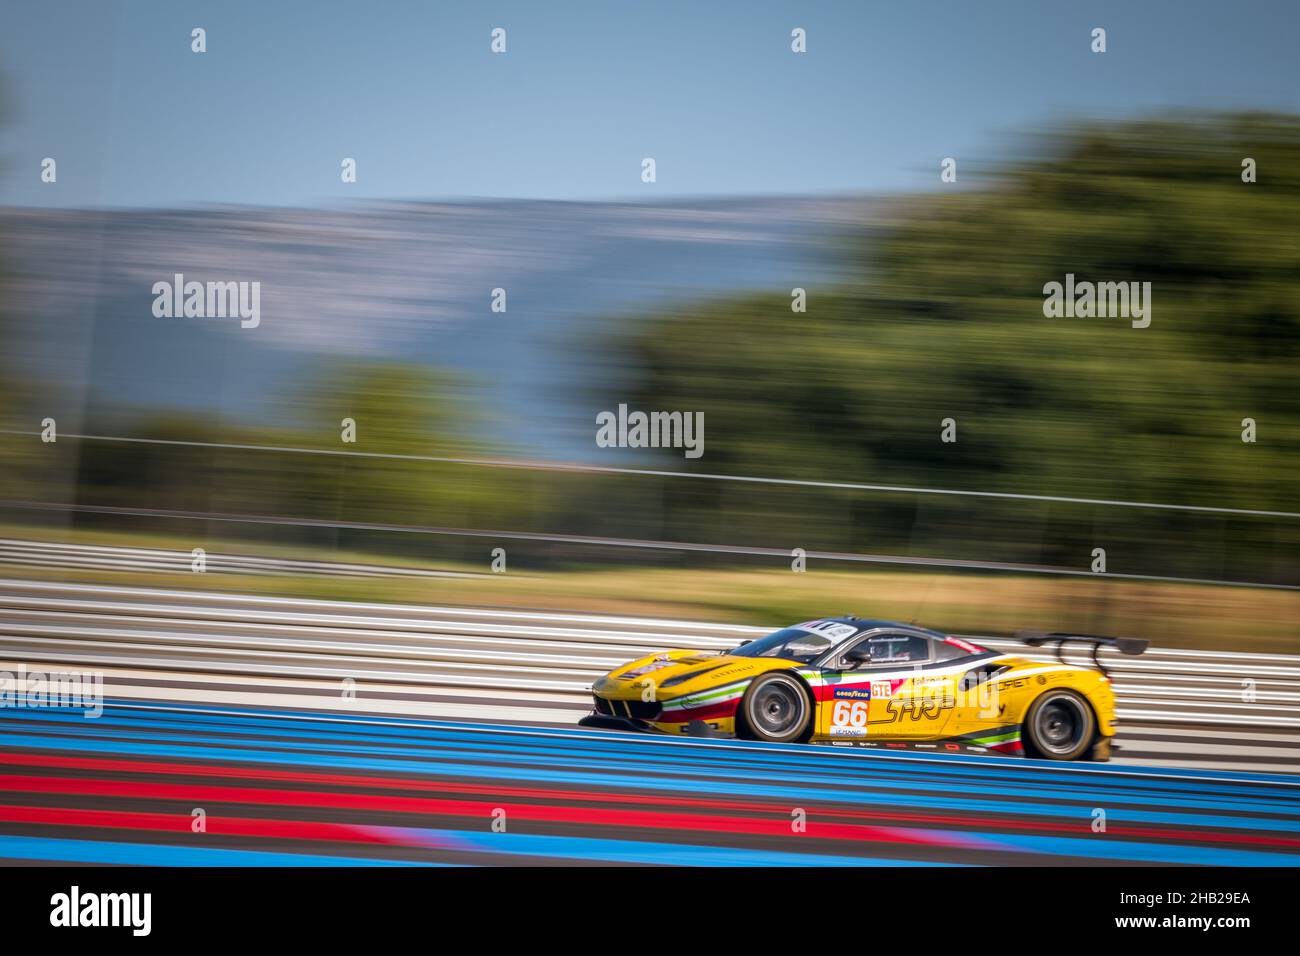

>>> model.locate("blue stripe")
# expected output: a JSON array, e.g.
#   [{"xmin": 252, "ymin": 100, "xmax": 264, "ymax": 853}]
[
  {"xmin": 6, "ymin": 704, "xmax": 1298, "ymax": 816},
  {"xmin": 0, "ymin": 834, "xmax": 438, "ymax": 866},
  {"xmin": 13, "ymin": 699, "xmax": 1297, "ymax": 798},
  {"xmin": 373, "ymin": 827, "xmax": 958, "ymax": 866}
]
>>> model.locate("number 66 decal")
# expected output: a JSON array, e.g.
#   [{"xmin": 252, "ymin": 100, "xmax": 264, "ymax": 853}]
[{"xmin": 831, "ymin": 700, "xmax": 869, "ymax": 728}]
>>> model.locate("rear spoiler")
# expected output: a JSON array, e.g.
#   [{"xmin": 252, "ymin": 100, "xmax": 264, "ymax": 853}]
[{"xmin": 1014, "ymin": 631, "xmax": 1148, "ymax": 676}]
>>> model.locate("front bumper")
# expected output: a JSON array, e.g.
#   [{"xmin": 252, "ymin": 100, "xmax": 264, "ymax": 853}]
[
  {"xmin": 581, "ymin": 694, "xmax": 723, "ymax": 738},
  {"xmin": 577, "ymin": 713, "xmax": 652, "ymax": 732},
  {"xmin": 580, "ymin": 692, "xmax": 659, "ymax": 733}
]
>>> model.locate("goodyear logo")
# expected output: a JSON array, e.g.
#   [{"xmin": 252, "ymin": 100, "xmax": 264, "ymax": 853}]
[{"xmin": 833, "ymin": 688, "xmax": 871, "ymax": 700}]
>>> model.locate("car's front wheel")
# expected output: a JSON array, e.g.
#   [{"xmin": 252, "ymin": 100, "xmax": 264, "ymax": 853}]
[
  {"xmin": 1022, "ymin": 689, "xmax": 1096, "ymax": 760},
  {"xmin": 738, "ymin": 673, "xmax": 811, "ymax": 743}
]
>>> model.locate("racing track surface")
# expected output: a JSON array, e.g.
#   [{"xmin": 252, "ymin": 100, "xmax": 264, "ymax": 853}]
[
  {"xmin": 0, "ymin": 701, "xmax": 1297, "ymax": 866},
  {"xmin": 0, "ymin": 578, "xmax": 1297, "ymax": 865}
]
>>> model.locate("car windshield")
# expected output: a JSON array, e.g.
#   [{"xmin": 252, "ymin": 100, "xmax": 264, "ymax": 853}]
[{"xmin": 729, "ymin": 625, "xmax": 853, "ymax": 664}]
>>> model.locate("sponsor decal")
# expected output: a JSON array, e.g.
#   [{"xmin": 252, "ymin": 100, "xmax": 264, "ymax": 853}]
[
  {"xmin": 870, "ymin": 680, "xmax": 896, "ymax": 699},
  {"xmin": 885, "ymin": 693, "xmax": 955, "ymax": 721},
  {"xmin": 796, "ymin": 620, "xmax": 860, "ymax": 641},
  {"xmin": 944, "ymin": 636, "xmax": 983, "ymax": 654},
  {"xmin": 828, "ymin": 726, "xmax": 867, "ymax": 737},
  {"xmin": 833, "ymin": 688, "xmax": 871, "ymax": 700},
  {"xmin": 815, "ymin": 739, "xmax": 997, "ymax": 754},
  {"xmin": 711, "ymin": 668, "xmax": 748, "ymax": 678}
]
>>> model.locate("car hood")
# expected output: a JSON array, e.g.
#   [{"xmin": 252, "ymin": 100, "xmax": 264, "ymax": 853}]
[{"xmin": 592, "ymin": 649, "xmax": 795, "ymax": 699}]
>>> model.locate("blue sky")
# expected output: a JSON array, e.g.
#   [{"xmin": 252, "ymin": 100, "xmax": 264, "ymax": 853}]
[{"xmin": 2, "ymin": 0, "xmax": 1297, "ymax": 208}]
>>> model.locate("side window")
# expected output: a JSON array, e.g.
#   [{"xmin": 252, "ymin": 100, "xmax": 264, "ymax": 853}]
[
  {"xmin": 868, "ymin": 634, "xmax": 930, "ymax": 665},
  {"xmin": 838, "ymin": 632, "xmax": 931, "ymax": 668},
  {"xmin": 931, "ymin": 638, "xmax": 969, "ymax": 662}
]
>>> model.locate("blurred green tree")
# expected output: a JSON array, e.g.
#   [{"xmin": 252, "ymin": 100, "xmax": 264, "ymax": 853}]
[{"xmin": 596, "ymin": 113, "xmax": 1300, "ymax": 584}]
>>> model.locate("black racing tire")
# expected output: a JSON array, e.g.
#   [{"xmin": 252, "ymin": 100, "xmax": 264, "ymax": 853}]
[
  {"xmin": 1022, "ymin": 689, "xmax": 1096, "ymax": 761},
  {"xmin": 737, "ymin": 672, "xmax": 812, "ymax": 744}
]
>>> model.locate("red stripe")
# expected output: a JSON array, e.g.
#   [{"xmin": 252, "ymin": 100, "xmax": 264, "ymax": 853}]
[
  {"xmin": 0, "ymin": 774, "xmax": 966, "ymax": 844},
  {"xmin": 0, "ymin": 803, "xmax": 411, "ymax": 845}
]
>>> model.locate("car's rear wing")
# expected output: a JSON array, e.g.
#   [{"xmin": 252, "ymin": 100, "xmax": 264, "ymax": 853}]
[{"xmin": 1014, "ymin": 631, "xmax": 1148, "ymax": 676}]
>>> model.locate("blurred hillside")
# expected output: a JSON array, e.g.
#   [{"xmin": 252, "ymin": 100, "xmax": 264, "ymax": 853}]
[{"xmin": 0, "ymin": 196, "xmax": 869, "ymax": 455}]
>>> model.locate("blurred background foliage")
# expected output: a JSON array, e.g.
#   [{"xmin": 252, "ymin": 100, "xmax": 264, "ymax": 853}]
[
  {"xmin": 1, "ymin": 112, "xmax": 1296, "ymax": 605},
  {"xmin": 591, "ymin": 112, "xmax": 1299, "ymax": 586}
]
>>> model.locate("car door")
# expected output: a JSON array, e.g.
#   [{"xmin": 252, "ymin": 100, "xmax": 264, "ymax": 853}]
[{"xmin": 817, "ymin": 631, "xmax": 956, "ymax": 740}]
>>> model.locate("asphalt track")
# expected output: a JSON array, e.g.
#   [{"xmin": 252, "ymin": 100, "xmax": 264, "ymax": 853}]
[{"xmin": 0, "ymin": 577, "xmax": 1297, "ymax": 865}]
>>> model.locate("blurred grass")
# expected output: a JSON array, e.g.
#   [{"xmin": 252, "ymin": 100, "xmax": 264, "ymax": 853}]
[{"xmin": 1, "ymin": 524, "xmax": 1294, "ymax": 654}]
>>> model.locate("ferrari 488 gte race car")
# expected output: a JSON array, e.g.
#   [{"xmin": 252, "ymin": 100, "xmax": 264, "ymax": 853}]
[{"xmin": 581, "ymin": 618, "xmax": 1147, "ymax": 761}]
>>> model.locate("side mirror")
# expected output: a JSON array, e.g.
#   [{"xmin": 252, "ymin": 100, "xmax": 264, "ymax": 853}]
[{"xmin": 843, "ymin": 646, "xmax": 872, "ymax": 668}]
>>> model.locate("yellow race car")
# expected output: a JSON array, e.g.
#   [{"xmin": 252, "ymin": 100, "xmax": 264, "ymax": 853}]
[{"xmin": 581, "ymin": 618, "xmax": 1147, "ymax": 761}]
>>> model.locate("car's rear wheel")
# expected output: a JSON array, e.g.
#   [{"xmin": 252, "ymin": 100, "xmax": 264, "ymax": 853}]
[
  {"xmin": 1022, "ymin": 689, "xmax": 1096, "ymax": 760},
  {"xmin": 738, "ymin": 673, "xmax": 811, "ymax": 743}
]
